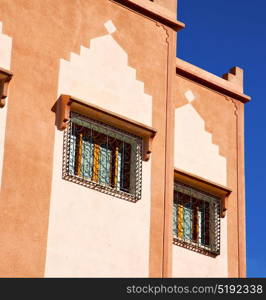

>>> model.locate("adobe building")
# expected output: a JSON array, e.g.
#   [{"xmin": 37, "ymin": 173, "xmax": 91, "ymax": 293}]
[{"xmin": 0, "ymin": 0, "xmax": 250, "ymax": 277}]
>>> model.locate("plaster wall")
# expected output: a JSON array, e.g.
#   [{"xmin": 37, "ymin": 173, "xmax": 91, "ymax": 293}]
[
  {"xmin": 172, "ymin": 78, "xmax": 233, "ymax": 277},
  {"xmin": 45, "ymin": 23, "xmax": 152, "ymax": 277},
  {"xmin": 0, "ymin": 0, "xmax": 169, "ymax": 276}
]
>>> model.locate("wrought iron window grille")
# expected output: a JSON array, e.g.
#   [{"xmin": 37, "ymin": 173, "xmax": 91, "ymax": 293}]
[
  {"xmin": 173, "ymin": 181, "xmax": 221, "ymax": 256},
  {"xmin": 63, "ymin": 112, "xmax": 142, "ymax": 202}
]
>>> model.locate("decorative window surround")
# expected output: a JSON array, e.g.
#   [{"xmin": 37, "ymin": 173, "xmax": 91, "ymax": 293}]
[
  {"xmin": 173, "ymin": 181, "xmax": 221, "ymax": 255},
  {"xmin": 0, "ymin": 67, "xmax": 13, "ymax": 108},
  {"xmin": 52, "ymin": 95, "xmax": 157, "ymax": 161},
  {"xmin": 174, "ymin": 168, "xmax": 231, "ymax": 218}
]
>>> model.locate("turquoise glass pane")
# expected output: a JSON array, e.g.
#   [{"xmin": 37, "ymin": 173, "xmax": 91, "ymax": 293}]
[
  {"xmin": 173, "ymin": 201, "xmax": 178, "ymax": 237},
  {"xmin": 99, "ymin": 143, "xmax": 112, "ymax": 185},
  {"xmin": 117, "ymin": 150, "xmax": 122, "ymax": 189},
  {"xmin": 69, "ymin": 130, "xmax": 76, "ymax": 175},
  {"xmin": 183, "ymin": 203, "xmax": 192, "ymax": 240},
  {"xmin": 200, "ymin": 205, "xmax": 206, "ymax": 245},
  {"xmin": 81, "ymin": 136, "xmax": 93, "ymax": 179}
]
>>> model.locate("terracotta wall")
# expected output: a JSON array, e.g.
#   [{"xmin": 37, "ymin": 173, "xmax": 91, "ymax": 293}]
[
  {"xmin": 0, "ymin": 0, "xmax": 246, "ymax": 278},
  {"xmin": 0, "ymin": 0, "xmax": 173, "ymax": 277},
  {"xmin": 153, "ymin": 0, "xmax": 177, "ymax": 14},
  {"xmin": 173, "ymin": 74, "xmax": 246, "ymax": 277}
]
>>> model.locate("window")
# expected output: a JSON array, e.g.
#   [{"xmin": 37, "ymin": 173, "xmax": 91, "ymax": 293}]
[
  {"xmin": 63, "ymin": 111, "xmax": 142, "ymax": 201},
  {"xmin": 0, "ymin": 67, "xmax": 13, "ymax": 108},
  {"xmin": 173, "ymin": 181, "xmax": 220, "ymax": 255}
]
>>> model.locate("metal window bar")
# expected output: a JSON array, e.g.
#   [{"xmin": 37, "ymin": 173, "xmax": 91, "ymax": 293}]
[
  {"xmin": 173, "ymin": 181, "xmax": 220, "ymax": 255},
  {"xmin": 62, "ymin": 111, "xmax": 142, "ymax": 202}
]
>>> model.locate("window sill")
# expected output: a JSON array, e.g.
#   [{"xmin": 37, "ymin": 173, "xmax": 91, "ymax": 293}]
[
  {"xmin": 174, "ymin": 168, "xmax": 232, "ymax": 218},
  {"xmin": 0, "ymin": 67, "xmax": 13, "ymax": 108},
  {"xmin": 173, "ymin": 238, "xmax": 218, "ymax": 257},
  {"xmin": 52, "ymin": 94, "xmax": 157, "ymax": 161}
]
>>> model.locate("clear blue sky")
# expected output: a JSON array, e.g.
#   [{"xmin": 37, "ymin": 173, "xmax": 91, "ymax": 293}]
[{"xmin": 177, "ymin": 0, "xmax": 266, "ymax": 277}]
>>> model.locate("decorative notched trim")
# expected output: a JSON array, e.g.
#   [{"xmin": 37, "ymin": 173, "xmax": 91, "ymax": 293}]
[
  {"xmin": 174, "ymin": 168, "xmax": 232, "ymax": 218},
  {"xmin": 109, "ymin": 0, "xmax": 185, "ymax": 31},
  {"xmin": 0, "ymin": 67, "xmax": 13, "ymax": 108},
  {"xmin": 52, "ymin": 95, "xmax": 157, "ymax": 161},
  {"xmin": 176, "ymin": 58, "xmax": 251, "ymax": 103}
]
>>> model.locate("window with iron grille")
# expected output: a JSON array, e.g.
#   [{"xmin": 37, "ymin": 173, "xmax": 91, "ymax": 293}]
[
  {"xmin": 173, "ymin": 182, "xmax": 220, "ymax": 255},
  {"xmin": 63, "ymin": 112, "xmax": 142, "ymax": 201}
]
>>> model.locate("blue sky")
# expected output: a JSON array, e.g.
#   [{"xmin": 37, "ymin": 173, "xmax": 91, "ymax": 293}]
[{"xmin": 177, "ymin": 0, "xmax": 266, "ymax": 277}]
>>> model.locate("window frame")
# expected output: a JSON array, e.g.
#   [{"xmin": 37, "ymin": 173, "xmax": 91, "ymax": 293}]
[
  {"xmin": 173, "ymin": 168, "xmax": 232, "ymax": 256},
  {"xmin": 52, "ymin": 95, "xmax": 157, "ymax": 161},
  {"xmin": 173, "ymin": 181, "xmax": 221, "ymax": 255},
  {"xmin": 63, "ymin": 111, "xmax": 143, "ymax": 202},
  {"xmin": 52, "ymin": 95, "xmax": 156, "ymax": 202}
]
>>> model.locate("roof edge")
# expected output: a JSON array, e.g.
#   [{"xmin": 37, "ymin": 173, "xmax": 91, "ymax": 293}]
[
  {"xmin": 109, "ymin": 0, "xmax": 185, "ymax": 31},
  {"xmin": 176, "ymin": 58, "xmax": 251, "ymax": 103}
]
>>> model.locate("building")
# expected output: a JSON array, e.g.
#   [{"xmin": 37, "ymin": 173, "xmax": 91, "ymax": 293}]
[{"xmin": 0, "ymin": 0, "xmax": 250, "ymax": 277}]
